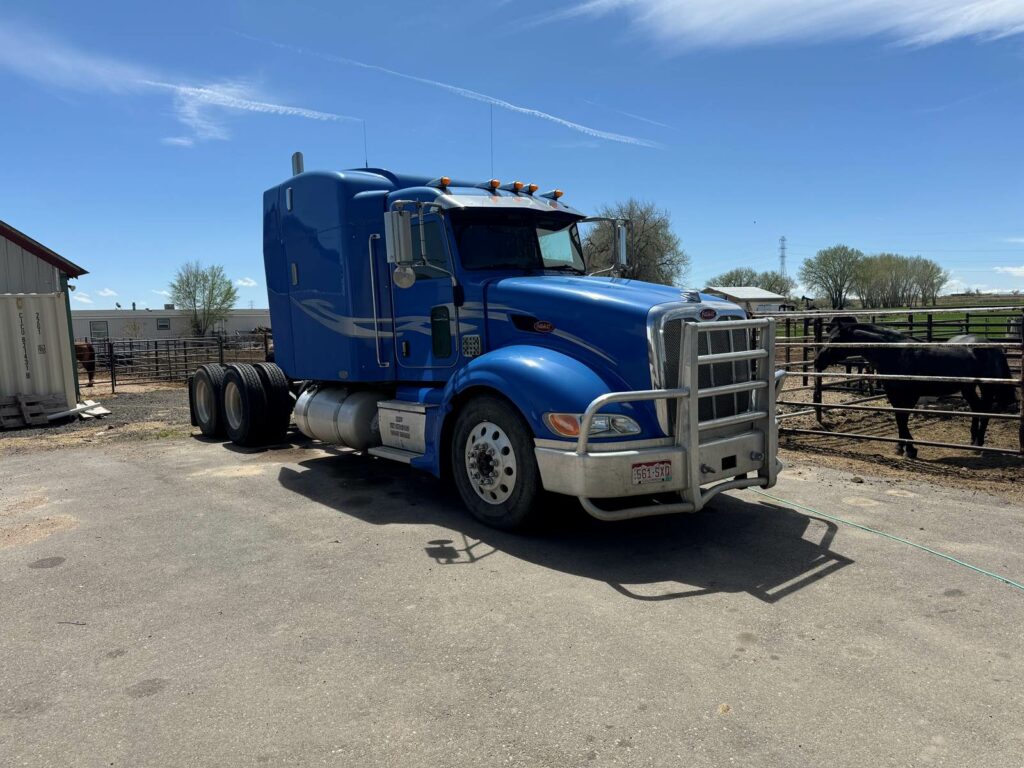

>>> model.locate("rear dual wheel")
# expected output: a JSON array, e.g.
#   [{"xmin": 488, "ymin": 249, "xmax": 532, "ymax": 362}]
[{"xmin": 189, "ymin": 362, "xmax": 293, "ymax": 446}]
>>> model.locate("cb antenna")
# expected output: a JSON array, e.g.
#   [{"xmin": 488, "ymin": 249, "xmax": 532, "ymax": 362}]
[{"xmin": 362, "ymin": 120, "xmax": 369, "ymax": 168}]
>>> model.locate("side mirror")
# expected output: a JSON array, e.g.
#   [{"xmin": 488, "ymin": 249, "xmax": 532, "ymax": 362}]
[
  {"xmin": 384, "ymin": 209, "xmax": 417, "ymax": 289},
  {"xmin": 614, "ymin": 220, "xmax": 629, "ymax": 274},
  {"xmin": 384, "ymin": 210, "xmax": 414, "ymax": 266}
]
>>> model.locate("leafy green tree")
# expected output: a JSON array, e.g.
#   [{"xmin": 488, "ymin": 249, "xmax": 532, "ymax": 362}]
[
  {"xmin": 706, "ymin": 268, "xmax": 795, "ymax": 297},
  {"xmin": 582, "ymin": 198, "xmax": 690, "ymax": 286},
  {"xmin": 169, "ymin": 261, "xmax": 239, "ymax": 336},
  {"xmin": 799, "ymin": 245, "xmax": 863, "ymax": 309}
]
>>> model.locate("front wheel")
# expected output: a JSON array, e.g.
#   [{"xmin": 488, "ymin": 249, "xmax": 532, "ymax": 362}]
[{"xmin": 451, "ymin": 396, "xmax": 543, "ymax": 530}]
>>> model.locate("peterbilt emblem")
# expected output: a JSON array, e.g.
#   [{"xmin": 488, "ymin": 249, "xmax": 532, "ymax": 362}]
[
  {"xmin": 533, "ymin": 320, "xmax": 555, "ymax": 333},
  {"xmin": 699, "ymin": 308, "xmax": 717, "ymax": 320}
]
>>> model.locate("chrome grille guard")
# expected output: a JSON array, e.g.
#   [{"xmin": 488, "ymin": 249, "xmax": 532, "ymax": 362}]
[{"xmin": 576, "ymin": 317, "xmax": 779, "ymax": 521}]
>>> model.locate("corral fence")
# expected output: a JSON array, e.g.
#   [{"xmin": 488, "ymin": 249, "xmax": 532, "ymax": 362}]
[
  {"xmin": 75, "ymin": 332, "xmax": 272, "ymax": 392},
  {"xmin": 758, "ymin": 306, "xmax": 1024, "ymax": 457}
]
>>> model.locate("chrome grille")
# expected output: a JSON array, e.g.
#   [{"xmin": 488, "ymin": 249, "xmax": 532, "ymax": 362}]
[{"xmin": 655, "ymin": 313, "xmax": 753, "ymax": 434}]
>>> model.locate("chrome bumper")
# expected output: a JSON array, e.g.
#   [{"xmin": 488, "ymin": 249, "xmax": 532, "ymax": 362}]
[{"xmin": 534, "ymin": 318, "xmax": 781, "ymax": 521}]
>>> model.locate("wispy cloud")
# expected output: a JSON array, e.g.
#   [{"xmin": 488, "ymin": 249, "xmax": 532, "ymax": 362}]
[
  {"xmin": 235, "ymin": 277, "xmax": 258, "ymax": 287},
  {"xmin": 241, "ymin": 34, "xmax": 659, "ymax": 148},
  {"xmin": 72, "ymin": 293, "xmax": 93, "ymax": 304},
  {"xmin": 994, "ymin": 265, "xmax": 1024, "ymax": 278},
  {"xmin": 1003, "ymin": 237, "xmax": 1024, "ymax": 244},
  {"xmin": 581, "ymin": 98, "xmax": 673, "ymax": 129},
  {"xmin": 96, "ymin": 288, "xmax": 117, "ymax": 297},
  {"xmin": 0, "ymin": 22, "xmax": 358, "ymax": 145},
  {"xmin": 152, "ymin": 289, "xmax": 171, "ymax": 297},
  {"xmin": 144, "ymin": 80, "xmax": 359, "ymax": 143},
  {"xmin": 524, "ymin": 0, "xmax": 1024, "ymax": 48}
]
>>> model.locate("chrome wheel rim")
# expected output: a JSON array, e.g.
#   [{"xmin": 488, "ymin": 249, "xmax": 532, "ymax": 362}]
[
  {"xmin": 195, "ymin": 376, "xmax": 213, "ymax": 424},
  {"xmin": 464, "ymin": 421, "xmax": 517, "ymax": 505},
  {"xmin": 224, "ymin": 381, "xmax": 243, "ymax": 431}
]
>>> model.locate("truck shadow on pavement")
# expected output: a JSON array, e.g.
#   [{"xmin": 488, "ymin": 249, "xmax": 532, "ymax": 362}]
[{"xmin": 278, "ymin": 452, "xmax": 852, "ymax": 604}]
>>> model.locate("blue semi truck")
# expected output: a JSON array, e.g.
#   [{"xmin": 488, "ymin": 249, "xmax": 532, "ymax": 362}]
[{"xmin": 189, "ymin": 153, "xmax": 782, "ymax": 529}]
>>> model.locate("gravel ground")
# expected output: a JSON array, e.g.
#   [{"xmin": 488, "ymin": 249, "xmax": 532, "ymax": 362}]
[{"xmin": 0, "ymin": 385, "xmax": 191, "ymax": 455}]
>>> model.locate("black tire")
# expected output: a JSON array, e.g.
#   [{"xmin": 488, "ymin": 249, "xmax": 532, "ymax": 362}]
[
  {"xmin": 222, "ymin": 363, "xmax": 269, "ymax": 447},
  {"xmin": 191, "ymin": 364, "xmax": 227, "ymax": 438},
  {"xmin": 451, "ymin": 395, "xmax": 543, "ymax": 530},
  {"xmin": 253, "ymin": 362, "xmax": 292, "ymax": 444}
]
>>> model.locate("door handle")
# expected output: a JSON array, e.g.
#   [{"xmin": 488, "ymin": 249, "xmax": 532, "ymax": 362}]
[{"xmin": 368, "ymin": 234, "xmax": 390, "ymax": 368}]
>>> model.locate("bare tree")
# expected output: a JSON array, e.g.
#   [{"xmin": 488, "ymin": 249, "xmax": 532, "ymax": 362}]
[
  {"xmin": 170, "ymin": 261, "xmax": 239, "ymax": 336},
  {"xmin": 799, "ymin": 245, "xmax": 863, "ymax": 309},
  {"xmin": 582, "ymin": 199, "xmax": 690, "ymax": 286}
]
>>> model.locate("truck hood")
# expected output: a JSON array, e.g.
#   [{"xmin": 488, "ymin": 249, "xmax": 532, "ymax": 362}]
[{"xmin": 481, "ymin": 275, "xmax": 743, "ymax": 391}]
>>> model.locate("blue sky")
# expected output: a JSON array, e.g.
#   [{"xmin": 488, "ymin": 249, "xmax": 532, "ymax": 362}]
[{"xmin": 1, "ymin": 0, "xmax": 1023, "ymax": 309}]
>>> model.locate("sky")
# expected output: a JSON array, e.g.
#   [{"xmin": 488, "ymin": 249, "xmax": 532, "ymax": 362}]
[{"xmin": 1, "ymin": 0, "xmax": 1023, "ymax": 309}]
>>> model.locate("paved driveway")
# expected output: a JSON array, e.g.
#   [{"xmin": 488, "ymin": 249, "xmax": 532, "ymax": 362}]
[{"xmin": 1, "ymin": 437, "xmax": 1022, "ymax": 767}]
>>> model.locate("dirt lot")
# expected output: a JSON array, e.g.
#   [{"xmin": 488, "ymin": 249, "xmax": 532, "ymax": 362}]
[
  {"xmin": 777, "ymin": 377, "xmax": 1023, "ymax": 503},
  {"xmin": 6, "ymin": 382, "xmax": 1021, "ymax": 503}
]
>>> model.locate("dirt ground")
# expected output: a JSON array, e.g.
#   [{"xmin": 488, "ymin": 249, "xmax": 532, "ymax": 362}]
[
  {"xmin": 3, "ymin": 382, "xmax": 1021, "ymax": 501},
  {"xmin": 0, "ymin": 384, "xmax": 191, "ymax": 455},
  {"xmin": 777, "ymin": 376, "xmax": 1023, "ymax": 503}
]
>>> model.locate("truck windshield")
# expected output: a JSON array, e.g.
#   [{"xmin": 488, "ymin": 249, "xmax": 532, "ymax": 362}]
[{"xmin": 450, "ymin": 210, "xmax": 585, "ymax": 274}]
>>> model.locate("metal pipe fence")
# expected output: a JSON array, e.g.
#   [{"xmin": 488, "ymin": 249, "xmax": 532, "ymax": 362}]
[
  {"xmin": 74, "ymin": 333, "xmax": 272, "ymax": 392},
  {"xmin": 761, "ymin": 306, "xmax": 1024, "ymax": 457}
]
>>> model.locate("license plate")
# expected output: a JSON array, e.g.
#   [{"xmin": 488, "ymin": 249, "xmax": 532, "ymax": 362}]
[{"xmin": 631, "ymin": 460, "xmax": 672, "ymax": 485}]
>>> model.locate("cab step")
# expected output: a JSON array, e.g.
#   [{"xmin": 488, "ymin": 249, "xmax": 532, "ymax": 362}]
[{"xmin": 367, "ymin": 445, "xmax": 422, "ymax": 464}]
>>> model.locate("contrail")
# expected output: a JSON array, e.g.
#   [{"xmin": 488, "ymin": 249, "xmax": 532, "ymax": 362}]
[
  {"xmin": 241, "ymin": 34, "xmax": 660, "ymax": 149},
  {"xmin": 143, "ymin": 81, "xmax": 360, "ymax": 123}
]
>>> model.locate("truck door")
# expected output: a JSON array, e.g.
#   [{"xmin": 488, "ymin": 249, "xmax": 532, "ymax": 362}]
[{"xmin": 390, "ymin": 214, "xmax": 459, "ymax": 376}]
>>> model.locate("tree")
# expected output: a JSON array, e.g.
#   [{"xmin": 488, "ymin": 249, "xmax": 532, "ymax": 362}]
[
  {"xmin": 706, "ymin": 267, "xmax": 759, "ymax": 287},
  {"xmin": 706, "ymin": 267, "xmax": 796, "ymax": 297},
  {"xmin": 169, "ymin": 261, "xmax": 238, "ymax": 336},
  {"xmin": 582, "ymin": 198, "xmax": 690, "ymax": 286},
  {"xmin": 799, "ymin": 245, "xmax": 863, "ymax": 309}
]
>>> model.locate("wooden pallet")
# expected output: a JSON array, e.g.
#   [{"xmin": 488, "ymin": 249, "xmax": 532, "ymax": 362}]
[{"xmin": 0, "ymin": 394, "xmax": 69, "ymax": 429}]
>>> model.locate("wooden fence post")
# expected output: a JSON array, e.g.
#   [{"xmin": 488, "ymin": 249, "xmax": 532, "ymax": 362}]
[
  {"xmin": 786, "ymin": 315, "xmax": 794, "ymax": 370},
  {"xmin": 926, "ymin": 313, "xmax": 933, "ymax": 342},
  {"xmin": 813, "ymin": 317, "xmax": 823, "ymax": 423},
  {"xmin": 107, "ymin": 340, "xmax": 116, "ymax": 393},
  {"xmin": 1019, "ymin": 311, "xmax": 1023, "ymax": 456},
  {"xmin": 801, "ymin": 317, "xmax": 810, "ymax": 386}
]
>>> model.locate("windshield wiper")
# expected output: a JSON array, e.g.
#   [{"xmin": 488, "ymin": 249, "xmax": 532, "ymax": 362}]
[{"xmin": 543, "ymin": 264, "xmax": 585, "ymax": 275}]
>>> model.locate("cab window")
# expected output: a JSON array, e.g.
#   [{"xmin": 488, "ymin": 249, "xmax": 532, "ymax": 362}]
[{"xmin": 409, "ymin": 220, "xmax": 451, "ymax": 279}]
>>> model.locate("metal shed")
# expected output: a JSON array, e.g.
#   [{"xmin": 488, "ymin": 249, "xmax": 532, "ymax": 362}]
[{"xmin": 1, "ymin": 219, "xmax": 88, "ymax": 428}]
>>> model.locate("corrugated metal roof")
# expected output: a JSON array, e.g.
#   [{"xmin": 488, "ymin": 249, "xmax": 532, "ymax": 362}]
[
  {"xmin": 705, "ymin": 286, "xmax": 787, "ymax": 301},
  {"xmin": 0, "ymin": 219, "xmax": 87, "ymax": 278}
]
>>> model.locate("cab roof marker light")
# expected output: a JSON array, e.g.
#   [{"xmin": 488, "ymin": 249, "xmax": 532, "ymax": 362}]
[
  {"xmin": 499, "ymin": 181, "xmax": 525, "ymax": 193},
  {"xmin": 477, "ymin": 179, "xmax": 502, "ymax": 193},
  {"xmin": 524, "ymin": 183, "xmax": 539, "ymax": 195},
  {"xmin": 427, "ymin": 176, "xmax": 452, "ymax": 189},
  {"xmin": 540, "ymin": 189, "xmax": 564, "ymax": 200}
]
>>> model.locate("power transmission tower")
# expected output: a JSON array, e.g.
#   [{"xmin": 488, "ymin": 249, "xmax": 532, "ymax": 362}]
[{"xmin": 779, "ymin": 236, "xmax": 787, "ymax": 277}]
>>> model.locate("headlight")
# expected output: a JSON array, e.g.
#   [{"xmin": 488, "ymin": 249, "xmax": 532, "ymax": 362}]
[{"xmin": 543, "ymin": 412, "xmax": 642, "ymax": 438}]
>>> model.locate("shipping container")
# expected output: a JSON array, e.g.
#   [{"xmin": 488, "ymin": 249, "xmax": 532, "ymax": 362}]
[{"xmin": 1, "ymin": 293, "xmax": 77, "ymax": 426}]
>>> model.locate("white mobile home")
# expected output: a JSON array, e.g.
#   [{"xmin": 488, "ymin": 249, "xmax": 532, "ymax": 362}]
[{"xmin": 71, "ymin": 308, "xmax": 272, "ymax": 341}]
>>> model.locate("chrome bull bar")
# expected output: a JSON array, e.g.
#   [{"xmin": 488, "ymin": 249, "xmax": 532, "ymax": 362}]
[{"xmin": 575, "ymin": 317, "xmax": 779, "ymax": 521}]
